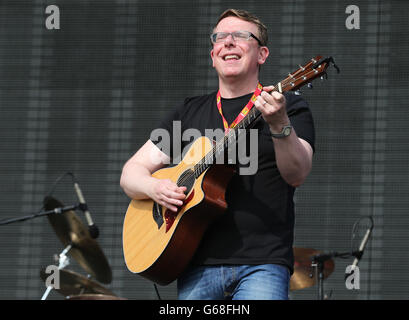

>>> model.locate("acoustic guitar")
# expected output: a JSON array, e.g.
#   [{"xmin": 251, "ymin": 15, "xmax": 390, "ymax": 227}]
[{"xmin": 122, "ymin": 56, "xmax": 339, "ymax": 285}]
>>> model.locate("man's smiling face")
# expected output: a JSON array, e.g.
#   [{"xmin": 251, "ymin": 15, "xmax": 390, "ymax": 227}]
[{"xmin": 211, "ymin": 16, "xmax": 267, "ymax": 81}]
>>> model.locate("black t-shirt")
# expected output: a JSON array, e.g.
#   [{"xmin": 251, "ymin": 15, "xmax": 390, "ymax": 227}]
[{"xmin": 150, "ymin": 91, "xmax": 315, "ymax": 274}]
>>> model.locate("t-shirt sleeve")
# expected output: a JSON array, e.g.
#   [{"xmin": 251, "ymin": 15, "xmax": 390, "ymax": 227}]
[
  {"xmin": 149, "ymin": 100, "xmax": 186, "ymax": 161},
  {"xmin": 285, "ymin": 92, "xmax": 316, "ymax": 152}
]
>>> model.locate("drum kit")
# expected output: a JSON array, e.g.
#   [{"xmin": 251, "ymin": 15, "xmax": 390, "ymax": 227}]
[
  {"xmin": 2, "ymin": 194, "xmax": 336, "ymax": 299},
  {"xmin": 39, "ymin": 195, "xmax": 336, "ymax": 299},
  {"xmin": 290, "ymin": 247, "xmax": 335, "ymax": 297},
  {"xmin": 40, "ymin": 196, "xmax": 125, "ymax": 300}
]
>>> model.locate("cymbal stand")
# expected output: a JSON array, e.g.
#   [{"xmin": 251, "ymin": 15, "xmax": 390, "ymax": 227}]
[
  {"xmin": 310, "ymin": 258, "xmax": 325, "ymax": 300},
  {"xmin": 311, "ymin": 251, "xmax": 356, "ymax": 300},
  {"xmin": 41, "ymin": 244, "xmax": 72, "ymax": 300}
]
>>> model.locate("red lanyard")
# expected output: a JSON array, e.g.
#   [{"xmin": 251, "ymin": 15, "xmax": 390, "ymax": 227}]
[{"xmin": 216, "ymin": 83, "xmax": 263, "ymax": 133}]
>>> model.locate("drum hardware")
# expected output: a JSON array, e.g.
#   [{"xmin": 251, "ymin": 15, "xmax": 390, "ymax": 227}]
[
  {"xmin": 0, "ymin": 173, "xmax": 117, "ymax": 300},
  {"xmin": 0, "ymin": 203, "xmax": 78, "ymax": 226},
  {"xmin": 295, "ymin": 217, "xmax": 375, "ymax": 299},
  {"xmin": 291, "ymin": 247, "xmax": 367, "ymax": 299},
  {"xmin": 43, "ymin": 196, "xmax": 112, "ymax": 284},
  {"xmin": 41, "ymin": 244, "xmax": 72, "ymax": 300},
  {"xmin": 290, "ymin": 247, "xmax": 335, "ymax": 292},
  {"xmin": 40, "ymin": 268, "xmax": 116, "ymax": 299},
  {"xmin": 38, "ymin": 196, "xmax": 114, "ymax": 299},
  {"xmin": 311, "ymin": 250, "xmax": 369, "ymax": 300}
]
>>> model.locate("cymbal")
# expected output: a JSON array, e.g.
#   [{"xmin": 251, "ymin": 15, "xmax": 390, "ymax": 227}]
[
  {"xmin": 290, "ymin": 247, "xmax": 335, "ymax": 291},
  {"xmin": 43, "ymin": 196, "xmax": 112, "ymax": 284},
  {"xmin": 40, "ymin": 268, "xmax": 114, "ymax": 297}
]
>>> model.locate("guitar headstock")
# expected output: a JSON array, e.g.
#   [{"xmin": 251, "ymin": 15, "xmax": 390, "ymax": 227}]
[{"xmin": 277, "ymin": 56, "xmax": 340, "ymax": 93}]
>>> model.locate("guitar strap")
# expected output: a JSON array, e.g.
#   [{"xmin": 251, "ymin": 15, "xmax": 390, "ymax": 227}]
[{"xmin": 216, "ymin": 82, "xmax": 263, "ymax": 133}]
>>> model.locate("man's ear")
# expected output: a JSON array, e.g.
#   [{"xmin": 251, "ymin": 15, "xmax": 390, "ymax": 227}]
[
  {"xmin": 258, "ymin": 46, "xmax": 269, "ymax": 65},
  {"xmin": 210, "ymin": 49, "xmax": 215, "ymax": 68}
]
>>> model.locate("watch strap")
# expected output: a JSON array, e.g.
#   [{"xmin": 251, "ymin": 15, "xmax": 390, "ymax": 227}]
[{"xmin": 270, "ymin": 124, "xmax": 293, "ymax": 138}]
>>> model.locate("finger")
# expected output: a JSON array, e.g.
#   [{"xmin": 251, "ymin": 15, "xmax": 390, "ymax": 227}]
[
  {"xmin": 177, "ymin": 186, "xmax": 187, "ymax": 193},
  {"xmin": 163, "ymin": 181, "xmax": 185, "ymax": 194},
  {"xmin": 157, "ymin": 198, "xmax": 178, "ymax": 212},
  {"xmin": 174, "ymin": 187, "xmax": 187, "ymax": 198},
  {"xmin": 162, "ymin": 195, "xmax": 184, "ymax": 207},
  {"xmin": 174, "ymin": 191, "xmax": 187, "ymax": 199},
  {"xmin": 261, "ymin": 91, "xmax": 274, "ymax": 104},
  {"xmin": 262, "ymin": 85, "xmax": 275, "ymax": 92},
  {"xmin": 254, "ymin": 98, "xmax": 267, "ymax": 112},
  {"xmin": 271, "ymin": 91, "xmax": 285, "ymax": 103},
  {"xmin": 163, "ymin": 189, "xmax": 186, "ymax": 200},
  {"xmin": 257, "ymin": 94, "xmax": 270, "ymax": 106},
  {"xmin": 167, "ymin": 196, "xmax": 184, "ymax": 206},
  {"xmin": 164, "ymin": 203, "xmax": 179, "ymax": 212}
]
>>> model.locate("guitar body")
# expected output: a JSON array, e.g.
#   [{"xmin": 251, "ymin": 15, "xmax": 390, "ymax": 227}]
[{"xmin": 122, "ymin": 136, "xmax": 235, "ymax": 285}]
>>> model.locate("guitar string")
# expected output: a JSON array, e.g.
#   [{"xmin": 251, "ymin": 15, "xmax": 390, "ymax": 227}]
[{"xmin": 176, "ymin": 62, "xmax": 326, "ymax": 187}]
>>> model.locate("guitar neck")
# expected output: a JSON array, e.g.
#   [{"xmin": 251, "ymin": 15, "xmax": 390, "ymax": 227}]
[
  {"xmin": 191, "ymin": 86, "xmax": 278, "ymax": 179},
  {"xmin": 188, "ymin": 55, "xmax": 338, "ymax": 181}
]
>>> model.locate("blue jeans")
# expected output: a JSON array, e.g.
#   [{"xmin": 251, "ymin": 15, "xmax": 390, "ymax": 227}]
[{"xmin": 177, "ymin": 264, "xmax": 290, "ymax": 300}]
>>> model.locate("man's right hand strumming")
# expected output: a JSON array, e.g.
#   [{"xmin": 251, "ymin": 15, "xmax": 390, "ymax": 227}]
[{"xmin": 149, "ymin": 179, "xmax": 186, "ymax": 212}]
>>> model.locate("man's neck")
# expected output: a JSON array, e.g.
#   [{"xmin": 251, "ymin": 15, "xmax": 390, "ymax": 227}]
[{"xmin": 218, "ymin": 76, "xmax": 259, "ymax": 98}]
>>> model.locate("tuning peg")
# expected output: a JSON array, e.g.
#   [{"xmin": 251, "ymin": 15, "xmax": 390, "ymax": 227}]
[
  {"xmin": 307, "ymin": 83, "xmax": 313, "ymax": 89},
  {"xmin": 294, "ymin": 90, "xmax": 302, "ymax": 95},
  {"xmin": 320, "ymin": 73, "xmax": 328, "ymax": 81}
]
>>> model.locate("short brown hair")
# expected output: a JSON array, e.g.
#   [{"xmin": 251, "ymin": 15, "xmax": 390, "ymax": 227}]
[{"xmin": 213, "ymin": 9, "xmax": 268, "ymax": 46}]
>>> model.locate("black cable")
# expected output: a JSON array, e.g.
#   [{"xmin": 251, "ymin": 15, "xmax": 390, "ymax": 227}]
[
  {"xmin": 44, "ymin": 171, "xmax": 76, "ymax": 200},
  {"xmin": 0, "ymin": 172, "xmax": 76, "ymax": 225},
  {"xmin": 350, "ymin": 216, "xmax": 374, "ymax": 252},
  {"xmin": 153, "ymin": 283, "xmax": 162, "ymax": 300}
]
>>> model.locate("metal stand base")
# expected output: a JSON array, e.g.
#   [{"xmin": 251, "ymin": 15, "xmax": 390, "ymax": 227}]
[{"xmin": 41, "ymin": 244, "xmax": 72, "ymax": 300}]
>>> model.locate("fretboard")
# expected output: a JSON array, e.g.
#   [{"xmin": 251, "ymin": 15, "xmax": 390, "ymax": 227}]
[{"xmin": 193, "ymin": 105, "xmax": 263, "ymax": 178}]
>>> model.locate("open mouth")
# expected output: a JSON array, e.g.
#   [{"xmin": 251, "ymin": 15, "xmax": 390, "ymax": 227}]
[{"xmin": 223, "ymin": 54, "xmax": 241, "ymax": 61}]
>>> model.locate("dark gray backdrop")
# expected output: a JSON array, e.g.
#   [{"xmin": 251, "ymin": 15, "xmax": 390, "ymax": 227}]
[{"xmin": 0, "ymin": 0, "xmax": 408, "ymax": 300}]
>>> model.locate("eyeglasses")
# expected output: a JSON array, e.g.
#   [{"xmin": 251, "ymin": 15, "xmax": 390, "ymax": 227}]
[{"xmin": 210, "ymin": 31, "xmax": 262, "ymax": 46}]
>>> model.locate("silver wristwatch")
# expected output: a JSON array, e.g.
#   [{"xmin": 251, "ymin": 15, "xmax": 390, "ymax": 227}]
[{"xmin": 270, "ymin": 124, "xmax": 293, "ymax": 139}]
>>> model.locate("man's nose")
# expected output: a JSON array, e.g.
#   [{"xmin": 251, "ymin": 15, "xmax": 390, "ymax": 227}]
[{"xmin": 223, "ymin": 33, "xmax": 236, "ymax": 46}]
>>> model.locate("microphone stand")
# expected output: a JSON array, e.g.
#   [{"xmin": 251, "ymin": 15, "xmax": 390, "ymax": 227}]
[
  {"xmin": 0, "ymin": 203, "xmax": 81, "ymax": 300},
  {"xmin": 0, "ymin": 204, "xmax": 80, "ymax": 226},
  {"xmin": 311, "ymin": 251, "xmax": 361, "ymax": 300}
]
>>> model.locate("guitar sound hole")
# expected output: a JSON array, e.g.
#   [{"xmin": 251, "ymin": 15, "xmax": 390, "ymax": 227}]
[{"xmin": 177, "ymin": 169, "xmax": 195, "ymax": 195}]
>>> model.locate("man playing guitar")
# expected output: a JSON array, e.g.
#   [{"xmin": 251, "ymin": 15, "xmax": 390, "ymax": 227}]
[{"xmin": 120, "ymin": 8, "xmax": 314, "ymax": 300}]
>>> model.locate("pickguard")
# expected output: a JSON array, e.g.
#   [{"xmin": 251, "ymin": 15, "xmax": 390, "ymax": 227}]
[{"xmin": 164, "ymin": 190, "xmax": 195, "ymax": 232}]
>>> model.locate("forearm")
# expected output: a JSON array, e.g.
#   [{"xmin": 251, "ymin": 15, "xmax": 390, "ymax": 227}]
[
  {"xmin": 272, "ymin": 130, "xmax": 312, "ymax": 187},
  {"xmin": 120, "ymin": 161, "xmax": 158, "ymax": 200},
  {"xmin": 255, "ymin": 88, "xmax": 313, "ymax": 187}
]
